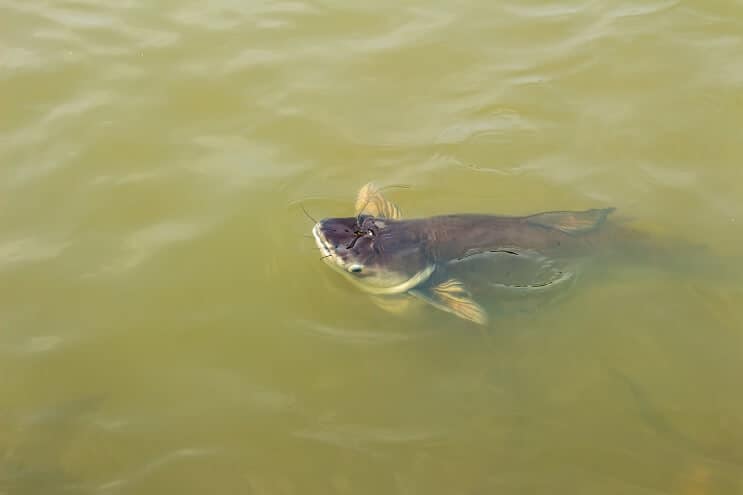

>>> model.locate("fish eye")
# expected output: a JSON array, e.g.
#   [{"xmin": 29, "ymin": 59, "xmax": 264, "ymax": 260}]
[{"xmin": 349, "ymin": 264, "xmax": 363, "ymax": 273}]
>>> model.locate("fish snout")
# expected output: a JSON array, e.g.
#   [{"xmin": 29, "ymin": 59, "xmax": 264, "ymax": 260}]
[{"xmin": 314, "ymin": 217, "xmax": 359, "ymax": 249}]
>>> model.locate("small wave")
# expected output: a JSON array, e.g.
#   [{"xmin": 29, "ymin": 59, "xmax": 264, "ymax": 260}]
[
  {"xmin": 347, "ymin": 7, "xmax": 454, "ymax": 54},
  {"xmin": 0, "ymin": 237, "xmax": 70, "ymax": 269},
  {"xmin": 296, "ymin": 319, "xmax": 423, "ymax": 345},
  {"xmin": 96, "ymin": 447, "xmax": 220, "ymax": 494},
  {"xmin": 294, "ymin": 423, "xmax": 443, "ymax": 456},
  {"xmin": 83, "ymin": 219, "xmax": 212, "ymax": 277},
  {"xmin": 436, "ymin": 110, "xmax": 536, "ymax": 146}
]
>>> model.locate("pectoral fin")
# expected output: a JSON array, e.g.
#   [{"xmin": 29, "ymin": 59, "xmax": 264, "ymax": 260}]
[
  {"xmin": 354, "ymin": 182, "xmax": 402, "ymax": 219},
  {"xmin": 527, "ymin": 208, "xmax": 614, "ymax": 234},
  {"xmin": 411, "ymin": 279, "xmax": 488, "ymax": 325}
]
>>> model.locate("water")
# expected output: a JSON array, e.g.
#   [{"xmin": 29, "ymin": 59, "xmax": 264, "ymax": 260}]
[{"xmin": 2, "ymin": 0, "xmax": 743, "ymax": 493}]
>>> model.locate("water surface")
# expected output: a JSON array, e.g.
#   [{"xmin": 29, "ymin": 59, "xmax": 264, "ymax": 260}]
[{"xmin": 2, "ymin": 0, "xmax": 743, "ymax": 493}]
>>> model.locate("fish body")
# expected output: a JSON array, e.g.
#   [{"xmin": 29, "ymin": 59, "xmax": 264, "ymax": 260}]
[{"xmin": 312, "ymin": 183, "xmax": 613, "ymax": 324}]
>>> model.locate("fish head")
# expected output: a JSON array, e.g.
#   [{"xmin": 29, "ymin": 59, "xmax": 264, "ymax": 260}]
[{"xmin": 312, "ymin": 215, "xmax": 434, "ymax": 294}]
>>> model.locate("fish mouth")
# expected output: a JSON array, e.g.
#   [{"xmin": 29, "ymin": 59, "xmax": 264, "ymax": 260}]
[
  {"xmin": 312, "ymin": 222, "xmax": 356, "ymax": 274},
  {"xmin": 311, "ymin": 222, "xmax": 359, "ymax": 273},
  {"xmin": 312, "ymin": 223, "xmax": 335, "ymax": 262}
]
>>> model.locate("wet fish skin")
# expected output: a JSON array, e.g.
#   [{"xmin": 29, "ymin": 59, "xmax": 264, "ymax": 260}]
[{"xmin": 312, "ymin": 183, "xmax": 613, "ymax": 324}]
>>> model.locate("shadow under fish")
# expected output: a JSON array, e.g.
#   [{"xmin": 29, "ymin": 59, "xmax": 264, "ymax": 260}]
[{"xmin": 311, "ymin": 183, "xmax": 616, "ymax": 325}]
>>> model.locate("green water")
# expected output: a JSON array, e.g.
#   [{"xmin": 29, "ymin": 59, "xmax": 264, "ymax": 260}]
[{"xmin": 2, "ymin": 0, "xmax": 743, "ymax": 493}]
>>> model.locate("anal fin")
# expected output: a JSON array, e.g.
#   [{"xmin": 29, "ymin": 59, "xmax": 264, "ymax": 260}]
[{"xmin": 411, "ymin": 279, "xmax": 488, "ymax": 325}]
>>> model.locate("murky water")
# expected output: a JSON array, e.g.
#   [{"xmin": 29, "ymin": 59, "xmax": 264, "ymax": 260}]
[{"xmin": 2, "ymin": 0, "xmax": 743, "ymax": 493}]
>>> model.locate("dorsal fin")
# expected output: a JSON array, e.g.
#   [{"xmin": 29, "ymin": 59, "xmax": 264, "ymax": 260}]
[
  {"xmin": 527, "ymin": 208, "xmax": 614, "ymax": 234},
  {"xmin": 354, "ymin": 182, "xmax": 402, "ymax": 219}
]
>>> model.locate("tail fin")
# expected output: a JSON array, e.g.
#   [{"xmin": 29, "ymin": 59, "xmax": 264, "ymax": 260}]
[{"xmin": 527, "ymin": 208, "xmax": 615, "ymax": 234}]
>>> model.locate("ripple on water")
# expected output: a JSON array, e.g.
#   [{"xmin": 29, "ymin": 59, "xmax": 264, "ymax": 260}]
[
  {"xmin": 95, "ymin": 447, "xmax": 220, "ymax": 493},
  {"xmin": 0, "ymin": 237, "xmax": 70, "ymax": 270},
  {"xmin": 500, "ymin": 1, "xmax": 591, "ymax": 18},
  {"xmin": 39, "ymin": 90, "xmax": 113, "ymax": 127},
  {"xmin": 0, "ymin": 335, "xmax": 65, "ymax": 357},
  {"xmin": 170, "ymin": 3, "xmax": 249, "ymax": 31},
  {"xmin": 296, "ymin": 319, "xmax": 425, "ymax": 346},
  {"xmin": 84, "ymin": 220, "xmax": 212, "ymax": 277},
  {"xmin": 294, "ymin": 423, "xmax": 443, "ymax": 457},
  {"xmin": 608, "ymin": 0, "xmax": 680, "ymax": 18},
  {"xmin": 435, "ymin": 110, "xmax": 537, "ymax": 145},
  {"xmin": 345, "ymin": 7, "xmax": 454, "ymax": 54},
  {"xmin": 501, "ymin": 0, "xmax": 679, "ymax": 19},
  {"xmin": 1, "ymin": 47, "xmax": 49, "ymax": 72}
]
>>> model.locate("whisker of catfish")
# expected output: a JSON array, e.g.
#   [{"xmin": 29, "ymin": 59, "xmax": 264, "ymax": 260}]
[
  {"xmin": 299, "ymin": 203, "xmax": 318, "ymax": 224},
  {"xmin": 379, "ymin": 184, "xmax": 411, "ymax": 193}
]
